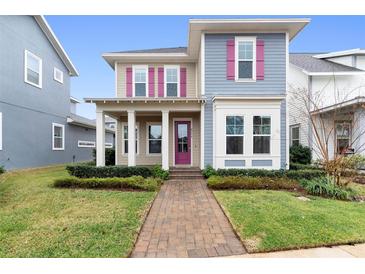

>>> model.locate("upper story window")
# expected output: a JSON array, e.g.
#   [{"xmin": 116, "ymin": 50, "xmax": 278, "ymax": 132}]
[
  {"xmin": 52, "ymin": 123, "xmax": 65, "ymax": 151},
  {"xmin": 226, "ymin": 116, "xmax": 244, "ymax": 155},
  {"xmin": 253, "ymin": 116, "xmax": 271, "ymax": 154},
  {"xmin": 54, "ymin": 67, "xmax": 64, "ymax": 84},
  {"xmin": 24, "ymin": 50, "xmax": 42, "ymax": 88},
  {"xmin": 235, "ymin": 37, "xmax": 256, "ymax": 81},
  {"xmin": 165, "ymin": 66, "xmax": 179, "ymax": 97},
  {"xmin": 133, "ymin": 66, "xmax": 148, "ymax": 97}
]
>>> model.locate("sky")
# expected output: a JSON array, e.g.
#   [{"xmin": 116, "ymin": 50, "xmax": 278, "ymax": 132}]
[{"xmin": 45, "ymin": 15, "xmax": 365, "ymax": 119}]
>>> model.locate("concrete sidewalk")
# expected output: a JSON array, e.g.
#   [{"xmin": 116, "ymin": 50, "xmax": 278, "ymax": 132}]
[{"xmin": 230, "ymin": 243, "xmax": 365, "ymax": 258}]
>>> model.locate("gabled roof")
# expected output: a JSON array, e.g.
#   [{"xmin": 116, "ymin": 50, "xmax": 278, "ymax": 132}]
[
  {"xmin": 314, "ymin": 48, "xmax": 365, "ymax": 59},
  {"xmin": 112, "ymin": 47, "xmax": 187, "ymax": 54},
  {"xmin": 33, "ymin": 16, "xmax": 79, "ymax": 76},
  {"xmin": 290, "ymin": 53, "xmax": 364, "ymax": 74},
  {"xmin": 67, "ymin": 113, "xmax": 114, "ymax": 132}
]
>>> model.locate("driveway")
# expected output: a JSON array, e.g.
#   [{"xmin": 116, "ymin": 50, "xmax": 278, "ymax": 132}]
[{"xmin": 130, "ymin": 179, "xmax": 246, "ymax": 258}]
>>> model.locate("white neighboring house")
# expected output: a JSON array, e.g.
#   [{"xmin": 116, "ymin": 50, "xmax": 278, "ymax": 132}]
[{"xmin": 288, "ymin": 49, "xmax": 365, "ymax": 160}]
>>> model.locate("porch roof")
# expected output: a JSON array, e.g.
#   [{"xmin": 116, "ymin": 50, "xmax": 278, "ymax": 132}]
[
  {"xmin": 311, "ymin": 96, "xmax": 365, "ymax": 115},
  {"xmin": 84, "ymin": 97, "xmax": 206, "ymax": 104}
]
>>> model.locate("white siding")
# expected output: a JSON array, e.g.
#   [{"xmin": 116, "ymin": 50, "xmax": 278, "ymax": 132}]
[{"xmin": 357, "ymin": 56, "xmax": 365, "ymax": 70}]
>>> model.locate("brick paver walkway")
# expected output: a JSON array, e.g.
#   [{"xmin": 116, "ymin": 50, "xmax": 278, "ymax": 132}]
[{"xmin": 130, "ymin": 179, "xmax": 246, "ymax": 258}]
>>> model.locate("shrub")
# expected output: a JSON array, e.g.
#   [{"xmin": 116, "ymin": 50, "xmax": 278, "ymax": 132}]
[
  {"xmin": 207, "ymin": 176, "xmax": 300, "ymax": 191},
  {"xmin": 300, "ymin": 177, "xmax": 356, "ymax": 201},
  {"xmin": 0, "ymin": 166, "xmax": 5, "ymax": 174},
  {"xmin": 66, "ymin": 165, "xmax": 152, "ymax": 178},
  {"xmin": 289, "ymin": 162, "xmax": 322, "ymax": 171},
  {"xmin": 54, "ymin": 176, "xmax": 161, "ymax": 191},
  {"xmin": 290, "ymin": 144, "xmax": 312, "ymax": 164},
  {"xmin": 92, "ymin": 148, "xmax": 115, "ymax": 166},
  {"xmin": 216, "ymin": 168, "xmax": 285, "ymax": 178},
  {"xmin": 285, "ymin": 169, "xmax": 326, "ymax": 180},
  {"xmin": 202, "ymin": 165, "xmax": 217, "ymax": 178},
  {"xmin": 152, "ymin": 165, "xmax": 169, "ymax": 180}
]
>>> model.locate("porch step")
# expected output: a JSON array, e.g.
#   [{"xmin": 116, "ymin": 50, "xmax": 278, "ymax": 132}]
[
  {"xmin": 169, "ymin": 174, "xmax": 205, "ymax": 180},
  {"xmin": 169, "ymin": 168, "xmax": 204, "ymax": 180}
]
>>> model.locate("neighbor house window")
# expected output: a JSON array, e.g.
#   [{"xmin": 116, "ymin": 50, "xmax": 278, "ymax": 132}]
[
  {"xmin": 54, "ymin": 67, "xmax": 64, "ymax": 84},
  {"xmin": 147, "ymin": 124, "xmax": 162, "ymax": 154},
  {"xmin": 78, "ymin": 140, "xmax": 95, "ymax": 148},
  {"xmin": 105, "ymin": 143, "xmax": 113, "ymax": 148},
  {"xmin": 24, "ymin": 50, "xmax": 42, "ymax": 88},
  {"xmin": 235, "ymin": 37, "xmax": 256, "ymax": 81},
  {"xmin": 226, "ymin": 116, "xmax": 244, "ymax": 154},
  {"xmin": 165, "ymin": 66, "xmax": 179, "ymax": 97},
  {"xmin": 52, "ymin": 123, "xmax": 64, "ymax": 150},
  {"xmin": 123, "ymin": 124, "xmax": 138, "ymax": 154},
  {"xmin": 336, "ymin": 122, "xmax": 351, "ymax": 154},
  {"xmin": 253, "ymin": 116, "xmax": 271, "ymax": 154},
  {"xmin": 133, "ymin": 66, "xmax": 147, "ymax": 96},
  {"xmin": 290, "ymin": 125, "xmax": 300, "ymax": 146}
]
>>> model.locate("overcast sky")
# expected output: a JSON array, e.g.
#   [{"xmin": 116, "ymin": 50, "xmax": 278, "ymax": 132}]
[{"xmin": 45, "ymin": 15, "xmax": 365, "ymax": 119}]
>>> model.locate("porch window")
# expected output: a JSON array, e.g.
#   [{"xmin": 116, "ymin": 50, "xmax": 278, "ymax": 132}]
[
  {"xmin": 253, "ymin": 116, "xmax": 271, "ymax": 154},
  {"xmin": 133, "ymin": 66, "xmax": 147, "ymax": 96},
  {"xmin": 165, "ymin": 66, "xmax": 179, "ymax": 97},
  {"xmin": 226, "ymin": 116, "xmax": 244, "ymax": 154},
  {"xmin": 336, "ymin": 122, "xmax": 351, "ymax": 154},
  {"xmin": 25, "ymin": 50, "xmax": 42, "ymax": 88},
  {"xmin": 148, "ymin": 124, "xmax": 162, "ymax": 154},
  {"xmin": 123, "ymin": 125, "xmax": 138, "ymax": 154},
  {"xmin": 290, "ymin": 125, "xmax": 300, "ymax": 146},
  {"xmin": 235, "ymin": 37, "xmax": 256, "ymax": 81},
  {"xmin": 52, "ymin": 123, "xmax": 64, "ymax": 150}
]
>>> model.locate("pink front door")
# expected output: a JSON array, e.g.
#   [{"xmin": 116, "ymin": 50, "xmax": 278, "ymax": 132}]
[{"xmin": 175, "ymin": 121, "xmax": 191, "ymax": 165}]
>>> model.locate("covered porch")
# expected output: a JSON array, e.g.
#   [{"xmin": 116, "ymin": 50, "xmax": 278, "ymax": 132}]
[{"xmin": 86, "ymin": 98, "xmax": 205, "ymax": 170}]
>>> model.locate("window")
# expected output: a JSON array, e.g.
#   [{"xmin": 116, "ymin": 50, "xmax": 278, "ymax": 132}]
[
  {"xmin": 24, "ymin": 50, "xmax": 42, "ymax": 88},
  {"xmin": 54, "ymin": 67, "xmax": 64, "ymax": 84},
  {"xmin": 290, "ymin": 125, "xmax": 300, "ymax": 146},
  {"xmin": 226, "ymin": 116, "xmax": 244, "ymax": 154},
  {"xmin": 133, "ymin": 66, "xmax": 148, "ymax": 96},
  {"xmin": 0, "ymin": 112, "xmax": 2, "ymax": 150},
  {"xmin": 148, "ymin": 124, "xmax": 162, "ymax": 154},
  {"xmin": 253, "ymin": 116, "xmax": 271, "ymax": 154},
  {"xmin": 336, "ymin": 122, "xmax": 351, "ymax": 154},
  {"xmin": 78, "ymin": 140, "xmax": 95, "ymax": 148},
  {"xmin": 123, "ymin": 125, "xmax": 138, "ymax": 154},
  {"xmin": 165, "ymin": 66, "xmax": 179, "ymax": 97},
  {"xmin": 235, "ymin": 37, "xmax": 256, "ymax": 81},
  {"xmin": 52, "ymin": 123, "xmax": 64, "ymax": 150},
  {"xmin": 105, "ymin": 143, "xmax": 113, "ymax": 148}
]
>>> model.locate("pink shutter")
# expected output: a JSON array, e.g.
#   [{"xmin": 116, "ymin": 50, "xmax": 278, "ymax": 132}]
[
  {"xmin": 226, "ymin": 39, "xmax": 235, "ymax": 80},
  {"xmin": 256, "ymin": 40, "xmax": 265, "ymax": 80},
  {"xmin": 180, "ymin": 67, "xmax": 187, "ymax": 97},
  {"xmin": 158, "ymin": 67, "xmax": 164, "ymax": 97},
  {"xmin": 126, "ymin": 67, "xmax": 132, "ymax": 97},
  {"xmin": 148, "ymin": 67, "xmax": 155, "ymax": 97}
]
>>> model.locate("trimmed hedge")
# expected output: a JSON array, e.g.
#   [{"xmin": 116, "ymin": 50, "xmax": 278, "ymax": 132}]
[
  {"xmin": 0, "ymin": 166, "xmax": 5, "ymax": 175},
  {"xmin": 54, "ymin": 176, "xmax": 161, "ymax": 191},
  {"xmin": 285, "ymin": 169, "xmax": 326, "ymax": 180},
  {"xmin": 207, "ymin": 176, "xmax": 301, "ymax": 191},
  {"xmin": 66, "ymin": 165, "xmax": 152, "ymax": 178},
  {"xmin": 151, "ymin": 165, "xmax": 169, "ymax": 180},
  {"xmin": 290, "ymin": 144, "xmax": 312, "ymax": 164},
  {"xmin": 289, "ymin": 162, "xmax": 322, "ymax": 171}
]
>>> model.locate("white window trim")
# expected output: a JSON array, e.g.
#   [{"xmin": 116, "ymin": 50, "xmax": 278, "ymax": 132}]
[
  {"xmin": 0, "ymin": 112, "xmax": 2, "ymax": 151},
  {"xmin": 52, "ymin": 123, "xmax": 65, "ymax": 151},
  {"xmin": 78, "ymin": 140, "xmax": 95, "ymax": 148},
  {"xmin": 253, "ymin": 115, "xmax": 271, "ymax": 155},
  {"xmin": 335, "ymin": 121, "xmax": 352, "ymax": 153},
  {"xmin": 146, "ymin": 122, "xmax": 162, "ymax": 156},
  {"xmin": 105, "ymin": 143, "xmax": 114, "ymax": 148},
  {"xmin": 224, "ymin": 114, "xmax": 245, "ymax": 156},
  {"xmin": 132, "ymin": 65, "xmax": 148, "ymax": 97},
  {"xmin": 290, "ymin": 125, "xmax": 300, "ymax": 146},
  {"xmin": 54, "ymin": 67, "xmax": 64, "ymax": 84},
  {"xmin": 164, "ymin": 65, "xmax": 180, "ymax": 97},
  {"xmin": 235, "ymin": 36, "xmax": 256, "ymax": 82},
  {"xmin": 122, "ymin": 122, "xmax": 139, "ymax": 155},
  {"xmin": 24, "ymin": 50, "xmax": 42, "ymax": 88}
]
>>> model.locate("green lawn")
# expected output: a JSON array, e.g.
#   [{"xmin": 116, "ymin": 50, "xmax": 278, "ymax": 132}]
[
  {"xmin": 0, "ymin": 165, "xmax": 155, "ymax": 257},
  {"xmin": 214, "ymin": 190, "xmax": 365, "ymax": 253}
]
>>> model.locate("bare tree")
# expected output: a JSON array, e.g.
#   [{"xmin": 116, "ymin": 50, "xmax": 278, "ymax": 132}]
[{"xmin": 289, "ymin": 74, "xmax": 365, "ymax": 185}]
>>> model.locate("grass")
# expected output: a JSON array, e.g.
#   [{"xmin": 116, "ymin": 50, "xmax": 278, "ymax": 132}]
[
  {"xmin": 0, "ymin": 165, "xmax": 155, "ymax": 257},
  {"xmin": 214, "ymin": 190, "xmax": 365, "ymax": 253}
]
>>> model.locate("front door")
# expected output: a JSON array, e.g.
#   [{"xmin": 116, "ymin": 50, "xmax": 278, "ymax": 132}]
[{"xmin": 175, "ymin": 121, "xmax": 191, "ymax": 165}]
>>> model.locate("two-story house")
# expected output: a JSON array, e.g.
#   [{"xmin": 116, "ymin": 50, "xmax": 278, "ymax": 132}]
[
  {"xmin": 0, "ymin": 16, "xmax": 114, "ymax": 169},
  {"xmin": 289, "ymin": 49, "xmax": 365, "ymax": 160},
  {"xmin": 86, "ymin": 18, "xmax": 310, "ymax": 170}
]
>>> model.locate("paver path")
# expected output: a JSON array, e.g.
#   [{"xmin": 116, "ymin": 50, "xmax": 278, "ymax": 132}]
[{"xmin": 130, "ymin": 179, "xmax": 246, "ymax": 258}]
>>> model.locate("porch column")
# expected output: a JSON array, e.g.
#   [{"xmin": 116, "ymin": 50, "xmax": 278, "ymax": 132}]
[
  {"xmin": 127, "ymin": 110, "xmax": 136, "ymax": 166},
  {"xmin": 162, "ymin": 110, "xmax": 169, "ymax": 170},
  {"xmin": 96, "ymin": 110, "xmax": 105, "ymax": 167},
  {"xmin": 115, "ymin": 118, "xmax": 123, "ymax": 165}
]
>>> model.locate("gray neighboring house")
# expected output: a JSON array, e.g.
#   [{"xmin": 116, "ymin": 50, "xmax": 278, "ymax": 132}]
[{"xmin": 0, "ymin": 15, "xmax": 114, "ymax": 170}]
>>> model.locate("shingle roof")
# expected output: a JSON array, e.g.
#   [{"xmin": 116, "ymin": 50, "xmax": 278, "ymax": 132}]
[
  {"xmin": 290, "ymin": 53, "xmax": 363, "ymax": 73},
  {"xmin": 112, "ymin": 47, "xmax": 187, "ymax": 54}
]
